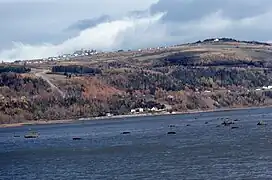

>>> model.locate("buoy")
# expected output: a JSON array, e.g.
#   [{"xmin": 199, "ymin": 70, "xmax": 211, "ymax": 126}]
[
  {"xmin": 221, "ymin": 120, "xmax": 235, "ymax": 126},
  {"xmin": 121, "ymin": 131, "xmax": 131, "ymax": 135}
]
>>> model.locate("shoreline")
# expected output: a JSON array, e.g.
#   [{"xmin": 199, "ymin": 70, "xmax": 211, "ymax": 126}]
[{"xmin": 1, "ymin": 105, "xmax": 272, "ymax": 128}]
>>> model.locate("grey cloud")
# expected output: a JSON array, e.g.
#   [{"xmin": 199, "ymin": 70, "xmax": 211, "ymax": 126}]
[
  {"xmin": 0, "ymin": 0, "xmax": 156, "ymax": 49},
  {"xmin": 127, "ymin": 10, "xmax": 150, "ymax": 18},
  {"xmin": 66, "ymin": 15, "xmax": 112, "ymax": 31},
  {"xmin": 150, "ymin": 0, "xmax": 272, "ymax": 22},
  {"xmin": 0, "ymin": 1, "xmax": 80, "ymax": 47},
  {"xmin": 1, "ymin": 0, "xmax": 272, "ymax": 61},
  {"xmin": 143, "ymin": 0, "xmax": 272, "ymax": 43}
]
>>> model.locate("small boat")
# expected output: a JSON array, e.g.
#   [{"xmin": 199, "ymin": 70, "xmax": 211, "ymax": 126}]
[
  {"xmin": 72, "ymin": 137, "xmax": 82, "ymax": 140},
  {"xmin": 24, "ymin": 131, "xmax": 39, "ymax": 138},
  {"xmin": 257, "ymin": 121, "xmax": 267, "ymax": 126},
  {"xmin": 121, "ymin": 131, "xmax": 131, "ymax": 135},
  {"xmin": 167, "ymin": 131, "xmax": 176, "ymax": 135}
]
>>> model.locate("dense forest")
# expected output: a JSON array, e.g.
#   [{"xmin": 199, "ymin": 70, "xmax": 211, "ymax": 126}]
[
  {"xmin": 0, "ymin": 73, "xmax": 167, "ymax": 123},
  {"xmin": 99, "ymin": 67, "xmax": 272, "ymax": 91}
]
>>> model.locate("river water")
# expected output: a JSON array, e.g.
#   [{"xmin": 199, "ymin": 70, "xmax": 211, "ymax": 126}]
[{"xmin": 1, "ymin": 108, "xmax": 272, "ymax": 180}]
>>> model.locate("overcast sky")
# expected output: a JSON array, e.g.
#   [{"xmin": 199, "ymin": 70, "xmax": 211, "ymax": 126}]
[{"xmin": 0, "ymin": 0, "xmax": 272, "ymax": 61}]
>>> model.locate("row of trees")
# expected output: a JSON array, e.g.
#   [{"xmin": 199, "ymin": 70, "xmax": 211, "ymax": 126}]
[
  {"xmin": 52, "ymin": 65, "xmax": 102, "ymax": 75},
  {"xmin": 0, "ymin": 65, "xmax": 31, "ymax": 73}
]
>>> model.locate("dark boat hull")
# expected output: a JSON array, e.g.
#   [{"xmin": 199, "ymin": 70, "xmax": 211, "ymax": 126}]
[
  {"xmin": 72, "ymin": 137, "xmax": 82, "ymax": 140},
  {"xmin": 24, "ymin": 135, "xmax": 38, "ymax": 138}
]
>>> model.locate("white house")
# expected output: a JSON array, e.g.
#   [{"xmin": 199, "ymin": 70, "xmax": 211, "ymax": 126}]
[
  {"xmin": 151, "ymin": 107, "xmax": 159, "ymax": 112},
  {"xmin": 106, "ymin": 113, "xmax": 112, "ymax": 117}
]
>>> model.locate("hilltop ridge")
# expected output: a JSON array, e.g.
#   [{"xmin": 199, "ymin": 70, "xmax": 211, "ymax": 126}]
[
  {"xmin": 193, "ymin": 38, "xmax": 271, "ymax": 46},
  {"xmin": 1, "ymin": 38, "xmax": 272, "ymax": 124}
]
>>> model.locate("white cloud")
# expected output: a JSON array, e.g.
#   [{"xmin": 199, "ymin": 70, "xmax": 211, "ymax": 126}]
[
  {"xmin": 0, "ymin": 0, "xmax": 158, "ymax": 50},
  {"xmin": 0, "ymin": 13, "xmax": 165, "ymax": 61},
  {"xmin": 1, "ymin": 0, "xmax": 272, "ymax": 61},
  {"xmin": 1, "ymin": 8, "xmax": 272, "ymax": 61}
]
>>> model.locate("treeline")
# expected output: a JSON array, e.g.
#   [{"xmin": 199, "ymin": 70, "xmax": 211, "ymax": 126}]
[
  {"xmin": 153, "ymin": 53, "xmax": 269, "ymax": 68},
  {"xmin": 170, "ymin": 67, "xmax": 272, "ymax": 88},
  {"xmin": 100, "ymin": 70, "xmax": 182, "ymax": 92},
  {"xmin": 0, "ymin": 65, "xmax": 31, "ymax": 73},
  {"xmin": 101, "ymin": 67, "xmax": 272, "ymax": 93},
  {"xmin": 52, "ymin": 65, "xmax": 102, "ymax": 75}
]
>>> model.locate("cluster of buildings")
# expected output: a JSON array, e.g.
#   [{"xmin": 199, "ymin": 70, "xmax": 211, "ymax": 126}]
[
  {"xmin": 103, "ymin": 106, "xmax": 168, "ymax": 117},
  {"xmin": 130, "ymin": 107, "xmax": 165, "ymax": 114},
  {"xmin": 12, "ymin": 49, "xmax": 98, "ymax": 65},
  {"xmin": 113, "ymin": 45, "xmax": 176, "ymax": 56},
  {"xmin": 255, "ymin": 85, "xmax": 272, "ymax": 91},
  {"xmin": 10, "ymin": 43, "xmax": 178, "ymax": 65},
  {"xmin": 46, "ymin": 49, "xmax": 98, "ymax": 61}
]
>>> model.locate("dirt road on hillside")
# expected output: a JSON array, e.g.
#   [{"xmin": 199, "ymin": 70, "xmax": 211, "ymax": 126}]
[{"xmin": 34, "ymin": 69, "xmax": 65, "ymax": 98}]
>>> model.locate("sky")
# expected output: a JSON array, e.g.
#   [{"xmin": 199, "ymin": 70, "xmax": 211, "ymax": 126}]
[{"xmin": 0, "ymin": 0, "xmax": 272, "ymax": 61}]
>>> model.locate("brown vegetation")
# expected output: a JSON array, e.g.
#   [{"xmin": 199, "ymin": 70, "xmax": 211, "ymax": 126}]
[{"xmin": 1, "ymin": 40, "xmax": 272, "ymax": 124}]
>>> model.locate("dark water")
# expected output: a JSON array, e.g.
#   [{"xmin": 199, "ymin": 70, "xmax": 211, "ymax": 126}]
[{"xmin": 1, "ymin": 108, "xmax": 272, "ymax": 180}]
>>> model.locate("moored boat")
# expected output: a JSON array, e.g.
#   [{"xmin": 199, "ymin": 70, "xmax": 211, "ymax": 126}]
[{"xmin": 24, "ymin": 131, "xmax": 39, "ymax": 138}]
